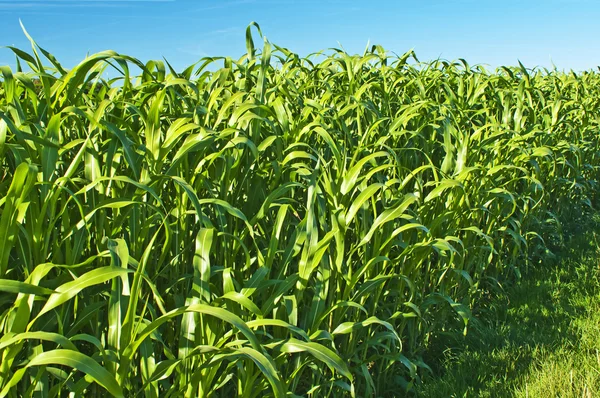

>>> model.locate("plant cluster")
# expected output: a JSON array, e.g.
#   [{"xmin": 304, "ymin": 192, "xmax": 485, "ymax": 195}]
[{"xmin": 0, "ymin": 23, "xmax": 599, "ymax": 397}]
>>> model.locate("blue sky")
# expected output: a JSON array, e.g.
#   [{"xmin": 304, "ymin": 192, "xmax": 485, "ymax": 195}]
[{"xmin": 0, "ymin": 0, "xmax": 599, "ymax": 72}]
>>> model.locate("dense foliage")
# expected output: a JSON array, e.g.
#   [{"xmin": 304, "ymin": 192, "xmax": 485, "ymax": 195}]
[{"xmin": 0, "ymin": 23, "xmax": 599, "ymax": 396}]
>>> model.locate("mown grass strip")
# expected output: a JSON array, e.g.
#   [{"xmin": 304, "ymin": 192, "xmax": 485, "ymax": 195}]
[{"xmin": 418, "ymin": 213, "xmax": 600, "ymax": 397}]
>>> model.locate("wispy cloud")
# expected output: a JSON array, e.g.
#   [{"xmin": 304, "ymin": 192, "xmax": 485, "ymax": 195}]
[
  {"xmin": 321, "ymin": 6, "xmax": 360, "ymax": 17},
  {"xmin": 176, "ymin": 26, "xmax": 241, "ymax": 57},
  {"xmin": 0, "ymin": 0, "xmax": 174, "ymax": 2},
  {"xmin": 38, "ymin": 19, "xmax": 126, "ymax": 42},
  {"xmin": 0, "ymin": 0, "xmax": 174, "ymax": 9},
  {"xmin": 207, "ymin": 27, "xmax": 241, "ymax": 36},
  {"xmin": 190, "ymin": 0, "xmax": 255, "ymax": 12},
  {"xmin": 176, "ymin": 45, "xmax": 208, "ymax": 58}
]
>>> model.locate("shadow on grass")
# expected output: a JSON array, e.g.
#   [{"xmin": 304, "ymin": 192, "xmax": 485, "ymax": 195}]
[{"xmin": 415, "ymin": 216, "xmax": 600, "ymax": 398}]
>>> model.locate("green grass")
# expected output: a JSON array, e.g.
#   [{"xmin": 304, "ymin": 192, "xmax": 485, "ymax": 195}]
[{"xmin": 417, "ymin": 213, "xmax": 600, "ymax": 397}]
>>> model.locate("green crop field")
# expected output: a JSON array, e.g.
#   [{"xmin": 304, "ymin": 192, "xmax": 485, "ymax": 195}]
[{"xmin": 0, "ymin": 23, "xmax": 599, "ymax": 397}]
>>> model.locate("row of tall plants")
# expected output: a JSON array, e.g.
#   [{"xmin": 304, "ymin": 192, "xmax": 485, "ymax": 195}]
[{"xmin": 0, "ymin": 23, "xmax": 599, "ymax": 396}]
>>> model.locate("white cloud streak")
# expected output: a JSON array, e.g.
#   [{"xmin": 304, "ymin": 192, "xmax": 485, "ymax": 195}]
[
  {"xmin": 0, "ymin": 0, "xmax": 174, "ymax": 9},
  {"xmin": 190, "ymin": 0, "xmax": 255, "ymax": 12},
  {"xmin": 0, "ymin": 0, "xmax": 174, "ymax": 2},
  {"xmin": 176, "ymin": 26, "xmax": 240, "ymax": 56}
]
